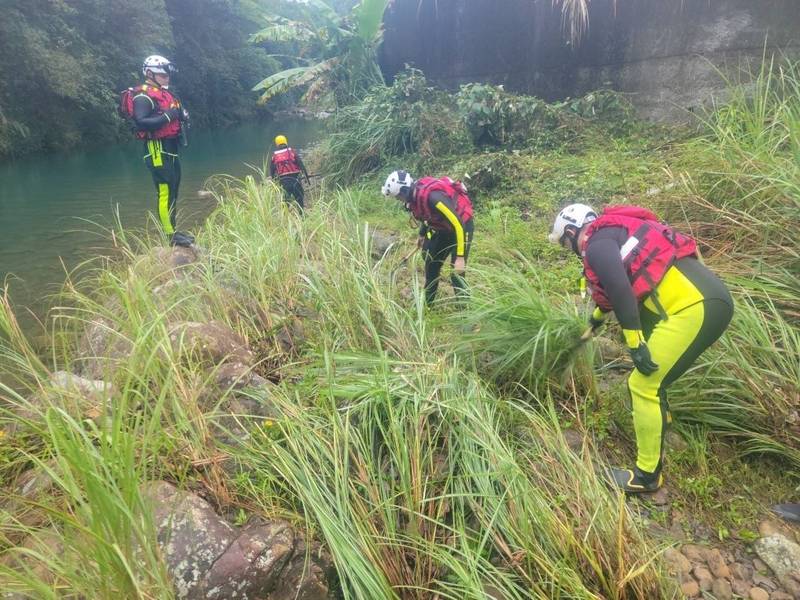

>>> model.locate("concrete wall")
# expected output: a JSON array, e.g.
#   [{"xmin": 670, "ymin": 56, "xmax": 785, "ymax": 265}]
[{"xmin": 379, "ymin": 0, "xmax": 800, "ymax": 120}]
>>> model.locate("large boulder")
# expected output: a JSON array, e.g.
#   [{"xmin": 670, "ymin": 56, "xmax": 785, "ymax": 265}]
[
  {"xmin": 141, "ymin": 481, "xmax": 332, "ymax": 599},
  {"xmin": 169, "ymin": 321, "xmax": 254, "ymax": 369},
  {"xmin": 754, "ymin": 534, "xmax": 800, "ymax": 598}
]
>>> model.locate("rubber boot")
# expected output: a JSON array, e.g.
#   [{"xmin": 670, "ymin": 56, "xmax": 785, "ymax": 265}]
[{"xmin": 170, "ymin": 231, "xmax": 195, "ymax": 248}]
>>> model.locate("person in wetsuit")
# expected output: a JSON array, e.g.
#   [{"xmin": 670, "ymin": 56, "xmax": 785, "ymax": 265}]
[
  {"xmin": 132, "ymin": 55, "xmax": 193, "ymax": 247},
  {"xmin": 549, "ymin": 203, "xmax": 733, "ymax": 493},
  {"xmin": 269, "ymin": 135, "xmax": 310, "ymax": 211},
  {"xmin": 382, "ymin": 170, "xmax": 474, "ymax": 305}
]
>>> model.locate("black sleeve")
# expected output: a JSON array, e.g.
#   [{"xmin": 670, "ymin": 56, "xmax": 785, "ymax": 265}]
[
  {"xmin": 585, "ymin": 229, "xmax": 641, "ymax": 331},
  {"xmin": 427, "ymin": 190, "xmax": 462, "ymax": 223},
  {"xmin": 133, "ymin": 94, "xmax": 170, "ymax": 132},
  {"xmin": 295, "ymin": 153, "xmax": 309, "ymax": 178},
  {"xmin": 269, "ymin": 157, "xmax": 276, "ymax": 178}
]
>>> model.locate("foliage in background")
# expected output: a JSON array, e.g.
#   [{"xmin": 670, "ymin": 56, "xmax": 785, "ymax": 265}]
[
  {"xmin": 319, "ymin": 69, "xmax": 638, "ymax": 184},
  {"xmin": 250, "ymin": 0, "xmax": 389, "ymax": 107},
  {"xmin": 0, "ymin": 0, "xmax": 278, "ymax": 159}
]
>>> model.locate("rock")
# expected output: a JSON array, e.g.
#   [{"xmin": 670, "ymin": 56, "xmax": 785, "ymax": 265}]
[
  {"xmin": 754, "ymin": 558, "xmax": 769, "ymax": 572},
  {"xmin": 692, "ymin": 566, "xmax": 714, "ymax": 591},
  {"xmin": 664, "ymin": 547, "xmax": 692, "ymax": 575},
  {"xmin": 771, "ymin": 591, "xmax": 794, "ymax": 600},
  {"xmin": 0, "ymin": 527, "xmax": 66, "ymax": 597},
  {"xmin": 151, "ymin": 245, "xmax": 200, "ymax": 271},
  {"xmin": 49, "ymin": 371, "xmax": 114, "ymax": 420},
  {"xmin": 562, "ymin": 428, "xmax": 584, "ymax": 452},
  {"xmin": 75, "ymin": 309, "xmax": 134, "ymax": 379},
  {"xmin": 730, "ymin": 562, "xmax": 754, "ymax": 582},
  {"xmin": 748, "ymin": 588, "xmax": 769, "ymax": 600},
  {"xmin": 760, "ymin": 520, "xmax": 782, "ymax": 537},
  {"xmin": 169, "ymin": 321, "xmax": 254, "ymax": 368},
  {"xmin": 731, "ymin": 579, "xmax": 751, "ymax": 597},
  {"xmin": 370, "ymin": 230, "xmax": 400, "ymax": 259},
  {"xmin": 711, "ymin": 578, "xmax": 732, "ymax": 600},
  {"xmin": 752, "ymin": 573, "xmax": 778, "ymax": 591},
  {"xmin": 140, "ymin": 481, "xmax": 324, "ymax": 599},
  {"xmin": 214, "ymin": 362, "xmax": 259, "ymax": 390},
  {"xmin": 682, "ymin": 544, "xmax": 706, "ymax": 563},
  {"xmin": 705, "ymin": 548, "xmax": 731, "ymax": 579},
  {"xmin": 665, "ymin": 430, "xmax": 689, "ymax": 452},
  {"xmin": 648, "ymin": 486, "xmax": 670, "ymax": 506},
  {"xmin": 754, "ymin": 534, "xmax": 800, "ymax": 593},
  {"xmin": 680, "ymin": 580, "xmax": 700, "ymax": 598}
]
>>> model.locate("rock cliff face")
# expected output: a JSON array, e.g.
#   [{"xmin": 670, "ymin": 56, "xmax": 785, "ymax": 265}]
[{"xmin": 380, "ymin": 0, "xmax": 800, "ymax": 120}]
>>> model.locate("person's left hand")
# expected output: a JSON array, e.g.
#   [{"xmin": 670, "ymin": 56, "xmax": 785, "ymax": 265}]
[{"xmin": 453, "ymin": 256, "xmax": 466, "ymax": 274}]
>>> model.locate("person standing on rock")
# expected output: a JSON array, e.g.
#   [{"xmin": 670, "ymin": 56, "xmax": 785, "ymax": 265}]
[
  {"xmin": 269, "ymin": 134, "xmax": 310, "ymax": 212},
  {"xmin": 548, "ymin": 203, "xmax": 733, "ymax": 493},
  {"xmin": 122, "ymin": 55, "xmax": 193, "ymax": 247},
  {"xmin": 382, "ymin": 170, "xmax": 474, "ymax": 305}
]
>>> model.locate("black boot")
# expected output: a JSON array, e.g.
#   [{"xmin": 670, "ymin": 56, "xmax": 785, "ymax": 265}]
[
  {"xmin": 607, "ymin": 465, "xmax": 663, "ymax": 493},
  {"xmin": 170, "ymin": 231, "xmax": 195, "ymax": 248}
]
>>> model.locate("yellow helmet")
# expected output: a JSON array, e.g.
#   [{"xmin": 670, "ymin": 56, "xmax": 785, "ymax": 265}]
[{"xmin": 274, "ymin": 134, "xmax": 288, "ymax": 146}]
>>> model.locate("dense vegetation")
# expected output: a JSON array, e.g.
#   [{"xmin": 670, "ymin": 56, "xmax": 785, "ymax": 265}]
[{"xmin": 0, "ymin": 56, "xmax": 798, "ymax": 596}]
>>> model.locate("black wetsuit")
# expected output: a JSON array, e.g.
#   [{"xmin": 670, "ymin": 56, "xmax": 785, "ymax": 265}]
[
  {"xmin": 585, "ymin": 226, "xmax": 733, "ymax": 474},
  {"xmin": 269, "ymin": 147, "xmax": 309, "ymax": 210},
  {"xmin": 133, "ymin": 91, "xmax": 181, "ymax": 234},
  {"xmin": 418, "ymin": 189, "xmax": 474, "ymax": 305}
]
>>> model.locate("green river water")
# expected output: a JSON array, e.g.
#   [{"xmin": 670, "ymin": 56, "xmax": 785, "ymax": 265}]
[{"xmin": 0, "ymin": 120, "xmax": 320, "ymax": 338}]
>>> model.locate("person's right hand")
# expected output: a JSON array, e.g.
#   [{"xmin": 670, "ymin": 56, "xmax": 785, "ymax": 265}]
[
  {"xmin": 623, "ymin": 329, "xmax": 659, "ymax": 375},
  {"xmin": 164, "ymin": 108, "xmax": 182, "ymax": 122},
  {"xmin": 589, "ymin": 306, "xmax": 608, "ymax": 333}
]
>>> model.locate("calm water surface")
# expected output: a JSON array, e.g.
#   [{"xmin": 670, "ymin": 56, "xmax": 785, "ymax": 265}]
[{"xmin": 0, "ymin": 120, "xmax": 320, "ymax": 335}]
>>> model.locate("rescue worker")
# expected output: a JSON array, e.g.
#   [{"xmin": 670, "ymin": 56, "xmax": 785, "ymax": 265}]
[
  {"xmin": 382, "ymin": 170, "xmax": 474, "ymax": 305},
  {"xmin": 549, "ymin": 203, "xmax": 733, "ymax": 492},
  {"xmin": 269, "ymin": 135, "xmax": 310, "ymax": 211},
  {"xmin": 132, "ymin": 55, "xmax": 193, "ymax": 247}
]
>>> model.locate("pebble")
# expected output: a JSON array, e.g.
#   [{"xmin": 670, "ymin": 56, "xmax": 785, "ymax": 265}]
[
  {"xmin": 759, "ymin": 520, "xmax": 781, "ymax": 537},
  {"xmin": 732, "ymin": 579, "xmax": 752, "ymax": 597},
  {"xmin": 705, "ymin": 548, "xmax": 732, "ymax": 579},
  {"xmin": 752, "ymin": 573, "xmax": 778, "ymax": 591},
  {"xmin": 753, "ymin": 558, "xmax": 769, "ymax": 572},
  {"xmin": 682, "ymin": 544, "xmax": 706, "ymax": 563},
  {"xmin": 692, "ymin": 566, "xmax": 714, "ymax": 591},
  {"xmin": 771, "ymin": 591, "xmax": 794, "ymax": 600},
  {"xmin": 748, "ymin": 588, "xmax": 769, "ymax": 600},
  {"xmin": 730, "ymin": 562, "xmax": 754, "ymax": 582},
  {"xmin": 680, "ymin": 580, "xmax": 700, "ymax": 598},
  {"xmin": 711, "ymin": 578, "xmax": 732, "ymax": 600},
  {"xmin": 664, "ymin": 547, "xmax": 692, "ymax": 574}
]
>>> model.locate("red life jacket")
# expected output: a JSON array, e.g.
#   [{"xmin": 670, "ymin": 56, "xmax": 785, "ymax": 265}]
[
  {"xmin": 271, "ymin": 148, "xmax": 301, "ymax": 176},
  {"xmin": 581, "ymin": 205, "xmax": 698, "ymax": 313},
  {"xmin": 411, "ymin": 177, "xmax": 474, "ymax": 231},
  {"xmin": 119, "ymin": 84, "xmax": 181, "ymax": 140}
]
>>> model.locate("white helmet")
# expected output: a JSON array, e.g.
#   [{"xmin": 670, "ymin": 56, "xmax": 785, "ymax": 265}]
[
  {"xmin": 142, "ymin": 55, "xmax": 175, "ymax": 77},
  {"xmin": 382, "ymin": 170, "xmax": 414, "ymax": 197},
  {"xmin": 548, "ymin": 203, "xmax": 597, "ymax": 244}
]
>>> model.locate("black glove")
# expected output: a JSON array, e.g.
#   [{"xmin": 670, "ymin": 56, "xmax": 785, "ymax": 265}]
[
  {"xmin": 629, "ymin": 343, "xmax": 659, "ymax": 375},
  {"xmin": 164, "ymin": 108, "xmax": 182, "ymax": 122}
]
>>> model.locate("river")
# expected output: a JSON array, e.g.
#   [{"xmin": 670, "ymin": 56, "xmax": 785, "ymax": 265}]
[{"xmin": 0, "ymin": 120, "xmax": 320, "ymax": 338}]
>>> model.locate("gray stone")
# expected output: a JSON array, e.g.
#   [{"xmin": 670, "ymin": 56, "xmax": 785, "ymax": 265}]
[
  {"xmin": 730, "ymin": 562, "xmax": 754, "ymax": 582},
  {"xmin": 692, "ymin": 566, "xmax": 713, "ymax": 591},
  {"xmin": 370, "ymin": 230, "xmax": 400, "ymax": 259},
  {"xmin": 169, "ymin": 321, "xmax": 254, "ymax": 368},
  {"xmin": 140, "ymin": 481, "xmax": 329, "ymax": 600},
  {"xmin": 754, "ymin": 534, "xmax": 800, "ymax": 592},
  {"xmin": 711, "ymin": 578, "xmax": 732, "ymax": 600}
]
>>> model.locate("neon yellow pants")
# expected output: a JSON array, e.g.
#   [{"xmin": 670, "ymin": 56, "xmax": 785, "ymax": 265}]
[{"xmin": 628, "ymin": 269, "xmax": 732, "ymax": 473}]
